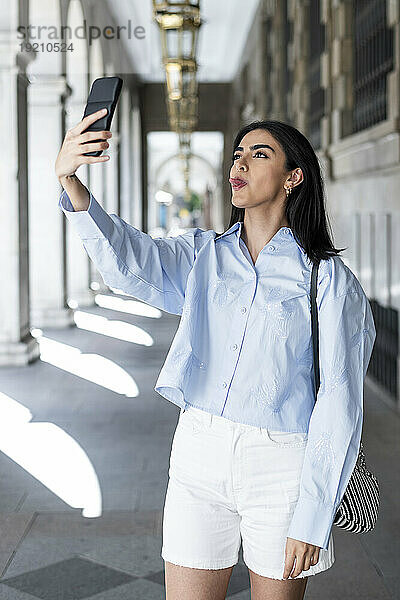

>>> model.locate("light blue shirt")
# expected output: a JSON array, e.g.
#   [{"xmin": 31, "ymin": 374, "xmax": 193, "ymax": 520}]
[{"xmin": 59, "ymin": 189, "xmax": 376, "ymax": 550}]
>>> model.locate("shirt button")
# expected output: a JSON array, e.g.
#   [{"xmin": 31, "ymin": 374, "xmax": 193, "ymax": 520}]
[
  {"xmin": 268, "ymin": 245, "xmax": 275, "ymax": 252},
  {"xmin": 241, "ymin": 307, "xmax": 247, "ymax": 314},
  {"xmin": 232, "ymin": 344, "xmax": 238, "ymax": 351},
  {"xmin": 222, "ymin": 381, "xmax": 227, "ymax": 388}
]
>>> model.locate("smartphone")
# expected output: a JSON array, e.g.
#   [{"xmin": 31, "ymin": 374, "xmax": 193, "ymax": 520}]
[{"xmin": 81, "ymin": 76, "xmax": 123, "ymax": 157}]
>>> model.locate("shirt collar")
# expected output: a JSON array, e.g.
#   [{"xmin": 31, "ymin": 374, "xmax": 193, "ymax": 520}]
[
  {"xmin": 215, "ymin": 221, "xmax": 306, "ymax": 254},
  {"xmin": 215, "ymin": 221, "xmax": 242, "ymax": 240}
]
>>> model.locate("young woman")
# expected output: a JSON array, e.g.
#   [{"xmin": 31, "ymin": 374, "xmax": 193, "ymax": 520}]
[{"xmin": 55, "ymin": 111, "xmax": 376, "ymax": 600}]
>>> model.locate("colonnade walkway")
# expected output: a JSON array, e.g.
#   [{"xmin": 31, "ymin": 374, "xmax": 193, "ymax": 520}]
[{"xmin": 0, "ymin": 292, "xmax": 397, "ymax": 599}]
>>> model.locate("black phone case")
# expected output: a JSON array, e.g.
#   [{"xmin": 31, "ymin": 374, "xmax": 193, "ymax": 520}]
[{"xmin": 81, "ymin": 76, "xmax": 123, "ymax": 156}]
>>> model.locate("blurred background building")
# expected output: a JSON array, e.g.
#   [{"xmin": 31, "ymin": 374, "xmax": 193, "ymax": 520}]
[{"xmin": 0, "ymin": 1, "xmax": 399, "ymax": 598}]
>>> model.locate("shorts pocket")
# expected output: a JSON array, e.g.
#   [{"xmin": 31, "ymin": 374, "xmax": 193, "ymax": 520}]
[
  {"xmin": 177, "ymin": 407, "xmax": 208, "ymax": 435},
  {"xmin": 262, "ymin": 430, "xmax": 308, "ymax": 448}
]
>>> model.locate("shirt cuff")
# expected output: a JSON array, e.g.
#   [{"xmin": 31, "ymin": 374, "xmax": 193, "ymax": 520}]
[
  {"xmin": 286, "ymin": 495, "xmax": 337, "ymax": 551},
  {"xmin": 58, "ymin": 188, "xmax": 113, "ymax": 239}
]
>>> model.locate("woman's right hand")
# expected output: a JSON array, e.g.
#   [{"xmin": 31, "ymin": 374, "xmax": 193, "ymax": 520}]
[{"xmin": 55, "ymin": 108, "xmax": 112, "ymax": 180}]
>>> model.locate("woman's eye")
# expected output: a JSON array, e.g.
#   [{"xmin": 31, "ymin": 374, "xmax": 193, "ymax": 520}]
[{"xmin": 233, "ymin": 151, "xmax": 267, "ymax": 160}]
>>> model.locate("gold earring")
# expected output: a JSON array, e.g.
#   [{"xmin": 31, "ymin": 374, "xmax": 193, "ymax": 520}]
[{"xmin": 285, "ymin": 186, "xmax": 292, "ymax": 198}]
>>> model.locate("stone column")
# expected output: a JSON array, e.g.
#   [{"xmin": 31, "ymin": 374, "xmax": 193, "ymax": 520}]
[
  {"xmin": 0, "ymin": 33, "xmax": 40, "ymax": 365},
  {"xmin": 87, "ymin": 38, "xmax": 108, "ymax": 295},
  {"xmin": 28, "ymin": 76, "xmax": 76, "ymax": 328},
  {"xmin": 65, "ymin": 98, "xmax": 94, "ymax": 308},
  {"xmin": 87, "ymin": 149, "xmax": 109, "ymax": 297},
  {"xmin": 85, "ymin": 88, "xmax": 108, "ymax": 296},
  {"xmin": 290, "ymin": 0, "xmax": 309, "ymax": 131},
  {"xmin": 119, "ymin": 87, "xmax": 132, "ymax": 223},
  {"xmin": 321, "ymin": 0, "xmax": 333, "ymax": 150},
  {"xmin": 387, "ymin": 0, "xmax": 400, "ymax": 124},
  {"xmin": 330, "ymin": 0, "xmax": 353, "ymax": 142},
  {"xmin": 104, "ymin": 105, "xmax": 120, "ymax": 216},
  {"xmin": 268, "ymin": 0, "xmax": 287, "ymax": 121},
  {"xmin": 104, "ymin": 63, "xmax": 120, "ymax": 216},
  {"xmin": 388, "ymin": 0, "xmax": 400, "ymax": 408},
  {"xmin": 131, "ymin": 96, "xmax": 143, "ymax": 229}
]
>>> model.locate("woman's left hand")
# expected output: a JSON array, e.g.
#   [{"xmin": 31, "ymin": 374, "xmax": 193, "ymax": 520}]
[{"xmin": 283, "ymin": 537, "xmax": 321, "ymax": 579}]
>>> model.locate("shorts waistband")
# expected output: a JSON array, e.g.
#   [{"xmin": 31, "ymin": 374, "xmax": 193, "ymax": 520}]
[{"xmin": 180, "ymin": 404, "xmax": 306, "ymax": 437}]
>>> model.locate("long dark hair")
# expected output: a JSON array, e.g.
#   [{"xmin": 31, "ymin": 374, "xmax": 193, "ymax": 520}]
[{"xmin": 223, "ymin": 120, "xmax": 346, "ymax": 263}]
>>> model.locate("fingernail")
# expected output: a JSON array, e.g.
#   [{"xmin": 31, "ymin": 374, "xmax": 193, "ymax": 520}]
[{"xmin": 101, "ymin": 108, "xmax": 107, "ymax": 114}]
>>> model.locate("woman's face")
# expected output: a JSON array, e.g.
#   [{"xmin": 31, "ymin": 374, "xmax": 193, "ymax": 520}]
[{"xmin": 229, "ymin": 128, "xmax": 301, "ymax": 210}]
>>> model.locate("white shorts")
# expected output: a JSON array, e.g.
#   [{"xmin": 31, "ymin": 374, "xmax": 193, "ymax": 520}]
[{"xmin": 161, "ymin": 405, "xmax": 335, "ymax": 579}]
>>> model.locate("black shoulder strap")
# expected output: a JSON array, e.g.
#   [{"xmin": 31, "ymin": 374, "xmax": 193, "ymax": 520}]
[{"xmin": 310, "ymin": 260, "xmax": 320, "ymax": 402}]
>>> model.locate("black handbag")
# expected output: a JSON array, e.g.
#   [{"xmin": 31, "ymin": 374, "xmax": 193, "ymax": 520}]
[{"xmin": 310, "ymin": 259, "xmax": 380, "ymax": 533}]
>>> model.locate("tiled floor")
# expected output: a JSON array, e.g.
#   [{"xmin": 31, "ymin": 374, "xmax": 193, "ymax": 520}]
[{"xmin": 0, "ymin": 294, "xmax": 398, "ymax": 599}]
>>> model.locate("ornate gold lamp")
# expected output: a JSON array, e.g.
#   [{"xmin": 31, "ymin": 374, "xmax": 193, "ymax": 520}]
[
  {"xmin": 152, "ymin": 0, "xmax": 201, "ymax": 133},
  {"xmin": 152, "ymin": 1, "xmax": 201, "ymax": 215}
]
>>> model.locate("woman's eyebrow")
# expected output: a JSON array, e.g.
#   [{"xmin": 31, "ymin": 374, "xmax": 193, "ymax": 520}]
[{"xmin": 233, "ymin": 144, "xmax": 276, "ymax": 154}]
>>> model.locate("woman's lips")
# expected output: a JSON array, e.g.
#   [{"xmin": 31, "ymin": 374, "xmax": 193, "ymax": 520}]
[{"xmin": 229, "ymin": 178, "xmax": 248, "ymax": 190}]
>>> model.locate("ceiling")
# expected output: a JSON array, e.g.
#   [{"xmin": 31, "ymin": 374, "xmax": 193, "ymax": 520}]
[{"xmin": 106, "ymin": 0, "xmax": 261, "ymax": 82}]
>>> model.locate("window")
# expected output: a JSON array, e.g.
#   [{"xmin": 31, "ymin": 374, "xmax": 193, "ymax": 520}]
[
  {"xmin": 308, "ymin": 0, "xmax": 326, "ymax": 150},
  {"xmin": 352, "ymin": 0, "xmax": 394, "ymax": 133}
]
